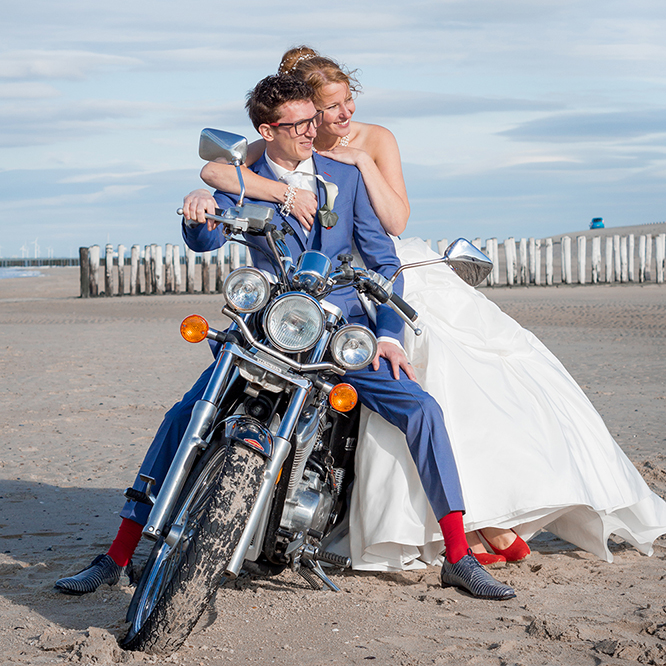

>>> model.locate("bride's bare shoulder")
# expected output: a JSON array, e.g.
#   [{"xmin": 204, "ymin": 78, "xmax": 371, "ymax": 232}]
[{"xmin": 351, "ymin": 122, "xmax": 399, "ymax": 158}]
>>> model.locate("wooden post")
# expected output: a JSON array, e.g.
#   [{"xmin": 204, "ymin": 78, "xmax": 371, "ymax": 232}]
[
  {"xmin": 528, "ymin": 238, "xmax": 536, "ymax": 284},
  {"xmin": 656, "ymin": 233, "xmax": 666, "ymax": 284},
  {"xmin": 504, "ymin": 238, "xmax": 516, "ymax": 286},
  {"xmin": 105, "ymin": 243, "xmax": 114, "ymax": 297},
  {"xmin": 202, "ymin": 251, "xmax": 212, "ymax": 294},
  {"xmin": 79, "ymin": 247, "xmax": 90, "ymax": 298},
  {"xmin": 561, "ymin": 236, "xmax": 572, "ymax": 284},
  {"xmin": 130, "ymin": 245, "xmax": 140, "ymax": 295},
  {"xmin": 485, "ymin": 238, "xmax": 495, "ymax": 286},
  {"xmin": 150, "ymin": 243, "xmax": 159, "ymax": 294},
  {"xmin": 425, "ymin": 239, "xmax": 432, "ymax": 249},
  {"xmin": 577, "ymin": 236, "xmax": 586, "ymax": 285},
  {"xmin": 245, "ymin": 246, "xmax": 253, "ymax": 267},
  {"xmin": 605, "ymin": 236, "xmax": 613, "ymax": 283},
  {"xmin": 519, "ymin": 238, "xmax": 528, "ymax": 285},
  {"xmin": 186, "ymin": 246, "xmax": 196, "ymax": 293},
  {"xmin": 173, "ymin": 245, "xmax": 182, "ymax": 293},
  {"xmin": 154, "ymin": 245, "xmax": 164, "ymax": 295},
  {"xmin": 535, "ymin": 239, "xmax": 542, "ymax": 286},
  {"xmin": 646, "ymin": 234, "xmax": 653, "ymax": 282},
  {"xmin": 628, "ymin": 235, "xmax": 635, "ymax": 282},
  {"xmin": 144, "ymin": 245, "xmax": 152, "ymax": 294},
  {"xmin": 216, "ymin": 248, "xmax": 225, "ymax": 292},
  {"xmin": 472, "ymin": 238, "xmax": 481, "ymax": 250},
  {"xmin": 117, "ymin": 244, "xmax": 125, "ymax": 296},
  {"xmin": 437, "ymin": 239, "xmax": 449, "ymax": 255},
  {"xmin": 545, "ymin": 238, "xmax": 553, "ymax": 286},
  {"xmin": 591, "ymin": 236, "xmax": 601, "ymax": 284},
  {"xmin": 638, "ymin": 235, "xmax": 646, "ymax": 283},
  {"xmin": 230, "ymin": 243, "xmax": 241, "ymax": 272},
  {"xmin": 165, "ymin": 243, "xmax": 173, "ymax": 292},
  {"xmin": 620, "ymin": 236, "xmax": 628, "ymax": 283},
  {"xmin": 89, "ymin": 245, "xmax": 100, "ymax": 296},
  {"xmin": 491, "ymin": 238, "xmax": 500, "ymax": 285},
  {"xmin": 613, "ymin": 235, "xmax": 621, "ymax": 282}
]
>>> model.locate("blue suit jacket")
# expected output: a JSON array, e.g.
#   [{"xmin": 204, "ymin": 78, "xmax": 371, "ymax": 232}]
[{"xmin": 183, "ymin": 152, "xmax": 405, "ymax": 344}]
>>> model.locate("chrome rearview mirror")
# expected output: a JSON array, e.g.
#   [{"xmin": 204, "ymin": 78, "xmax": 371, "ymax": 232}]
[
  {"xmin": 389, "ymin": 237, "xmax": 492, "ymax": 288},
  {"xmin": 199, "ymin": 129, "xmax": 248, "ymax": 165},
  {"xmin": 442, "ymin": 238, "xmax": 492, "ymax": 287},
  {"xmin": 199, "ymin": 128, "xmax": 249, "ymax": 205}
]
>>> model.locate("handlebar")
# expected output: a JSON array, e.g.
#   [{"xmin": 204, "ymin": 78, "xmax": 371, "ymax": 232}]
[
  {"xmin": 177, "ymin": 203, "xmax": 274, "ymax": 233},
  {"xmin": 355, "ymin": 275, "xmax": 422, "ymax": 336},
  {"xmin": 388, "ymin": 291, "xmax": 418, "ymax": 323}
]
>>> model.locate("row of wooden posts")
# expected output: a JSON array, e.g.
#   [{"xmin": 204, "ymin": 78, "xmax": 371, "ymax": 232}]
[
  {"xmin": 78, "ymin": 242, "xmax": 251, "ymax": 297},
  {"xmin": 79, "ymin": 232, "xmax": 666, "ymax": 297},
  {"xmin": 462, "ymin": 232, "xmax": 666, "ymax": 286}
]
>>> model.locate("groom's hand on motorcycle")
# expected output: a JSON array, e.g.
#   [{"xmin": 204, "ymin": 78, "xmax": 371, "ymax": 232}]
[
  {"xmin": 290, "ymin": 189, "xmax": 318, "ymax": 231},
  {"xmin": 372, "ymin": 341, "xmax": 417, "ymax": 382},
  {"xmin": 182, "ymin": 189, "xmax": 219, "ymax": 230}
]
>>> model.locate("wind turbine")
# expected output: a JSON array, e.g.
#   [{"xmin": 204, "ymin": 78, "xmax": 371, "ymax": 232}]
[
  {"xmin": 20, "ymin": 243, "xmax": 29, "ymax": 258},
  {"xmin": 32, "ymin": 238, "xmax": 40, "ymax": 259}
]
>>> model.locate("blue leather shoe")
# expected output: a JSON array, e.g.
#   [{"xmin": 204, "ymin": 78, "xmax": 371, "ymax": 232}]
[
  {"xmin": 441, "ymin": 550, "xmax": 516, "ymax": 600},
  {"xmin": 54, "ymin": 554, "xmax": 125, "ymax": 596}
]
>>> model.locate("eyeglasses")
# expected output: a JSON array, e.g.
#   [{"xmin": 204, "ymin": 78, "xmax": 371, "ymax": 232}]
[{"xmin": 269, "ymin": 110, "xmax": 324, "ymax": 136}]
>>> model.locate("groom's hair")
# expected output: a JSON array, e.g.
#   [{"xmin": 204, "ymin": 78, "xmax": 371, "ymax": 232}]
[{"xmin": 245, "ymin": 74, "xmax": 314, "ymax": 130}]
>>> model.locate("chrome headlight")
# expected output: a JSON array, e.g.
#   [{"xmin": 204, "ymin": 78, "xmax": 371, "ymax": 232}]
[
  {"xmin": 330, "ymin": 324, "xmax": 378, "ymax": 370},
  {"xmin": 223, "ymin": 268, "xmax": 271, "ymax": 313},
  {"xmin": 292, "ymin": 250, "xmax": 332, "ymax": 296},
  {"xmin": 263, "ymin": 293, "xmax": 325, "ymax": 353}
]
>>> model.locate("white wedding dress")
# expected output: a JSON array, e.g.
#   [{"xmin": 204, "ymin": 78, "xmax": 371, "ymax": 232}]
[{"xmin": 347, "ymin": 237, "xmax": 666, "ymax": 570}]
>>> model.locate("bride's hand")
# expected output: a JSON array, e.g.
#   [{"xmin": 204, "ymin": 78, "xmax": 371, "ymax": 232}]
[{"xmin": 317, "ymin": 145, "xmax": 367, "ymax": 168}]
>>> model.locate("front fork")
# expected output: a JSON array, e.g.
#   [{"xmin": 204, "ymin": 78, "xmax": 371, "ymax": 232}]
[
  {"xmin": 141, "ymin": 346, "xmax": 312, "ymax": 577},
  {"xmin": 142, "ymin": 348, "xmax": 237, "ymax": 540}
]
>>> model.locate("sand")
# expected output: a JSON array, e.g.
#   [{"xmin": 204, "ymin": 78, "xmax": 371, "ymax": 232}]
[{"xmin": 1, "ymin": 266, "xmax": 666, "ymax": 666}]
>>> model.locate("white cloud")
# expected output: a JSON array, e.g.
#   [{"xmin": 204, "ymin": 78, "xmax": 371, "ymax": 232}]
[
  {"xmin": 501, "ymin": 110, "xmax": 666, "ymax": 143},
  {"xmin": 0, "ymin": 50, "xmax": 141, "ymax": 80},
  {"xmin": 0, "ymin": 82, "xmax": 61, "ymax": 99},
  {"xmin": 3, "ymin": 184, "xmax": 148, "ymax": 209}
]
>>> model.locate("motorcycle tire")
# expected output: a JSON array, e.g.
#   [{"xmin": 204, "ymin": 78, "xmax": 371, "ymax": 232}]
[{"xmin": 119, "ymin": 443, "xmax": 266, "ymax": 655}]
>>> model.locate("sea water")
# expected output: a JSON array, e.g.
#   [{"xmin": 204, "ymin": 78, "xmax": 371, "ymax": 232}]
[{"xmin": 0, "ymin": 267, "xmax": 44, "ymax": 279}]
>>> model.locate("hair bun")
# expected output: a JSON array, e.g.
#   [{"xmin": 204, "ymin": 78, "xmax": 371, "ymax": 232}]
[{"xmin": 279, "ymin": 46, "xmax": 319, "ymax": 74}]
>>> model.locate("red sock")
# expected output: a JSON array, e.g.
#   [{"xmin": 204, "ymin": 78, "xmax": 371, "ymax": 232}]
[
  {"xmin": 107, "ymin": 518, "xmax": 143, "ymax": 567},
  {"xmin": 439, "ymin": 511, "xmax": 469, "ymax": 564}
]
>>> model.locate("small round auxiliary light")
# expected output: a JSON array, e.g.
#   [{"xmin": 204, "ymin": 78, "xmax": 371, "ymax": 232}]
[
  {"xmin": 180, "ymin": 314, "xmax": 209, "ymax": 343},
  {"xmin": 328, "ymin": 383, "xmax": 358, "ymax": 413}
]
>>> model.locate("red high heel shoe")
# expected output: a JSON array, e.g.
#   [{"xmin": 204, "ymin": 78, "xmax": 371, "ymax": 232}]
[
  {"xmin": 471, "ymin": 551, "xmax": 506, "ymax": 568},
  {"xmin": 482, "ymin": 529, "xmax": 530, "ymax": 562}
]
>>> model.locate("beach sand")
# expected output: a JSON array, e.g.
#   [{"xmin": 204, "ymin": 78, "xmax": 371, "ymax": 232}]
[{"xmin": 1, "ymin": 267, "xmax": 666, "ymax": 666}]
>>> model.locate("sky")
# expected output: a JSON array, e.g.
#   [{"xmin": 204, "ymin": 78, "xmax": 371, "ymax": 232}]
[{"xmin": 1, "ymin": 0, "xmax": 665, "ymax": 258}]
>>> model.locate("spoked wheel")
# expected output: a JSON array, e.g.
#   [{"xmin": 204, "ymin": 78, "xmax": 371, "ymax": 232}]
[{"xmin": 120, "ymin": 444, "xmax": 266, "ymax": 655}]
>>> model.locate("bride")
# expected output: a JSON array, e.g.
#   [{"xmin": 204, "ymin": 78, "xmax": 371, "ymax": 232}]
[{"xmin": 185, "ymin": 46, "xmax": 666, "ymax": 570}]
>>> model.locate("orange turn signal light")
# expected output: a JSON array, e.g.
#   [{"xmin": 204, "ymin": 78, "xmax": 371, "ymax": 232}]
[
  {"xmin": 328, "ymin": 383, "xmax": 358, "ymax": 413},
  {"xmin": 180, "ymin": 315, "xmax": 209, "ymax": 343}
]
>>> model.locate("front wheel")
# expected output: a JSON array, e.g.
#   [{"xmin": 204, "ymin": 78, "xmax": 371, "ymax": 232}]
[{"xmin": 120, "ymin": 444, "xmax": 266, "ymax": 655}]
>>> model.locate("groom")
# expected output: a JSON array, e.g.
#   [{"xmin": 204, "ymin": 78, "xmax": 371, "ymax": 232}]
[{"xmin": 55, "ymin": 74, "xmax": 514, "ymax": 601}]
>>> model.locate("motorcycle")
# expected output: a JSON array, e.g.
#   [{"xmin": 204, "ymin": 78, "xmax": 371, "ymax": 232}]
[{"xmin": 119, "ymin": 128, "xmax": 492, "ymax": 654}]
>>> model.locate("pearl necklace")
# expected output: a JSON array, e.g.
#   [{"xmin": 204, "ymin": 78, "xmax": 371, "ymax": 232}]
[{"xmin": 314, "ymin": 134, "xmax": 350, "ymax": 153}]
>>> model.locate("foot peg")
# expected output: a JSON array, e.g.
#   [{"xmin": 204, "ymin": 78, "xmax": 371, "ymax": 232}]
[
  {"xmin": 124, "ymin": 488, "xmax": 153, "ymax": 505},
  {"xmin": 124, "ymin": 475, "xmax": 157, "ymax": 506}
]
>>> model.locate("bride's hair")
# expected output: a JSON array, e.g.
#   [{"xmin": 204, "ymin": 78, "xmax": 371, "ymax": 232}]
[{"xmin": 278, "ymin": 46, "xmax": 361, "ymax": 103}]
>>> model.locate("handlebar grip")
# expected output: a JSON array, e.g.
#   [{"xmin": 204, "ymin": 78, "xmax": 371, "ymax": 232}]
[{"xmin": 389, "ymin": 292, "xmax": 418, "ymax": 322}]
